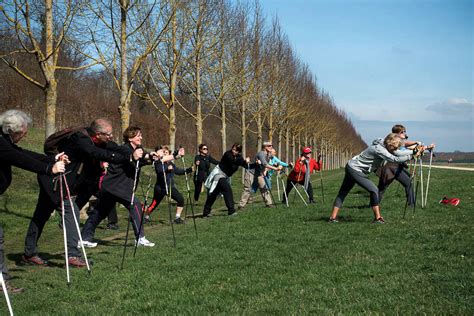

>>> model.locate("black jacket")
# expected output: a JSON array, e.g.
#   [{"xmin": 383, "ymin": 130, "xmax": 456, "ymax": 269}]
[
  {"xmin": 0, "ymin": 132, "xmax": 54, "ymax": 195},
  {"xmin": 101, "ymin": 143, "xmax": 149, "ymax": 201},
  {"xmin": 218, "ymin": 150, "xmax": 247, "ymax": 177},
  {"xmin": 38, "ymin": 128, "xmax": 128, "ymax": 204},
  {"xmin": 194, "ymin": 154, "xmax": 219, "ymax": 181}
]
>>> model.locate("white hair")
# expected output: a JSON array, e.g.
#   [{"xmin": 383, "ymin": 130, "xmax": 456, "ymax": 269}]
[{"xmin": 0, "ymin": 109, "xmax": 32, "ymax": 134}]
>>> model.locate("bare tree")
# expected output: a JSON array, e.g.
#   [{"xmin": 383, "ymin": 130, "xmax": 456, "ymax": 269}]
[{"xmin": 1, "ymin": 0, "xmax": 86, "ymax": 136}]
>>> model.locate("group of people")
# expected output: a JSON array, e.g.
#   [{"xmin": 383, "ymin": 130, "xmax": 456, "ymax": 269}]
[{"xmin": 0, "ymin": 108, "xmax": 432, "ymax": 295}]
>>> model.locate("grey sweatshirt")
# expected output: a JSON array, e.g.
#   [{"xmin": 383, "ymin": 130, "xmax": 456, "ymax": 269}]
[{"xmin": 348, "ymin": 138, "xmax": 413, "ymax": 175}]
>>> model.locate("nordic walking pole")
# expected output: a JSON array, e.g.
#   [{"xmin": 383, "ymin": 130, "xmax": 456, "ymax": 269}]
[
  {"xmin": 121, "ymin": 160, "xmax": 140, "ymax": 270},
  {"xmin": 263, "ymin": 175, "xmax": 277, "ymax": 207},
  {"xmin": 62, "ymin": 174, "xmax": 91, "ymax": 275},
  {"xmin": 424, "ymin": 149, "xmax": 434, "ymax": 208},
  {"xmin": 133, "ymin": 168, "xmax": 153, "ymax": 258},
  {"xmin": 181, "ymin": 155, "xmax": 198, "ymax": 238},
  {"xmin": 319, "ymin": 168, "xmax": 325, "ymax": 203},
  {"xmin": 163, "ymin": 162, "xmax": 176, "ymax": 247},
  {"xmin": 281, "ymin": 177, "xmax": 289, "ymax": 207},
  {"xmin": 419, "ymin": 157, "xmax": 424, "ymax": 209},
  {"xmin": 276, "ymin": 171, "xmax": 281, "ymax": 201},
  {"xmin": 58, "ymin": 174, "xmax": 70, "ymax": 285},
  {"xmin": 0, "ymin": 273, "xmax": 13, "ymax": 316}
]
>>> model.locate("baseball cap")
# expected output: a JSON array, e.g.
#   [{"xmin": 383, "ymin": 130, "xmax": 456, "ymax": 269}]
[{"xmin": 302, "ymin": 147, "xmax": 312, "ymax": 154}]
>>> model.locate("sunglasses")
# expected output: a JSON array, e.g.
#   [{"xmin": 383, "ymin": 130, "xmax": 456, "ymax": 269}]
[{"xmin": 202, "ymin": 148, "xmax": 208, "ymax": 150}]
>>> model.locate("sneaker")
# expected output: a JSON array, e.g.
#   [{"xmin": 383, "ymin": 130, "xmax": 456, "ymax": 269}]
[
  {"xmin": 202, "ymin": 212, "xmax": 212, "ymax": 218},
  {"xmin": 21, "ymin": 254, "xmax": 48, "ymax": 266},
  {"xmin": 308, "ymin": 199, "xmax": 316, "ymax": 204},
  {"xmin": 449, "ymin": 198, "xmax": 460, "ymax": 206},
  {"xmin": 136, "ymin": 237, "xmax": 155, "ymax": 247},
  {"xmin": 237, "ymin": 205, "xmax": 245, "ymax": 210},
  {"xmin": 265, "ymin": 204, "xmax": 276, "ymax": 208},
  {"xmin": 0, "ymin": 281, "xmax": 24, "ymax": 294},
  {"xmin": 106, "ymin": 223, "xmax": 119, "ymax": 230},
  {"xmin": 228, "ymin": 211, "xmax": 238, "ymax": 216},
  {"xmin": 77, "ymin": 240, "xmax": 98, "ymax": 248},
  {"xmin": 372, "ymin": 217, "xmax": 385, "ymax": 224},
  {"xmin": 68, "ymin": 256, "xmax": 87, "ymax": 268},
  {"xmin": 328, "ymin": 217, "xmax": 339, "ymax": 223},
  {"xmin": 174, "ymin": 217, "xmax": 185, "ymax": 224}
]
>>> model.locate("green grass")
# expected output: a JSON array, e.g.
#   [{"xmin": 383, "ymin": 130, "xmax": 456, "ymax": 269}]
[{"xmin": 0, "ymin": 133, "xmax": 472, "ymax": 314}]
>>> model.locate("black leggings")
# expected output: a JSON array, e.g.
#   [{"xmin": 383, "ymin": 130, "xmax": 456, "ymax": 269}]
[
  {"xmin": 147, "ymin": 185, "xmax": 184, "ymax": 213},
  {"xmin": 334, "ymin": 165, "xmax": 379, "ymax": 208}
]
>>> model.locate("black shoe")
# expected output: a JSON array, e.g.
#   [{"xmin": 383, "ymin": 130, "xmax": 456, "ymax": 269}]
[
  {"xmin": 308, "ymin": 199, "xmax": 316, "ymax": 204},
  {"xmin": 202, "ymin": 213, "xmax": 212, "ymax": 218},
  {"xmin": 174, "ymin": 217, "xmax": 185, "ymax": 224},
  {"xmin": 106, "ymin": 223, "xmax": 119, "ymax": 230},
  {"xmin": 228, "ymin": 211, "xmax": 238, "ymax": 216}
]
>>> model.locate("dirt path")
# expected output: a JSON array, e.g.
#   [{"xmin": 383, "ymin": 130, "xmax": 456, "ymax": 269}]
[{"xmin": 425, "ymin": 165, "xmax": 474, "ymax": 172}]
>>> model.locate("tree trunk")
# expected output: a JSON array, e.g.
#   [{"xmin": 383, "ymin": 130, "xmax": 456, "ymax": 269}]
[
  {"xmin": 220, "ymin": 100, "xmax": 226, "ymax": 154},
  {"xmin": 44, "ymin": 79, "xmax": 57, "ymax": 136},
  {"xmin": 119, "ymin": 0, "xmax": 130, "ymax": 134}
]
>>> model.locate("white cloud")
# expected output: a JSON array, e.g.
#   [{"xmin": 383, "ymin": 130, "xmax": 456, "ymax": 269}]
[{"xmin": 426, "ymin": 98, "xmax": 474, "ymax": 119}]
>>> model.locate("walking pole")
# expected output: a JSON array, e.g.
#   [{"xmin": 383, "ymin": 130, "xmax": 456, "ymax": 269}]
[
  {"xmin": 121, "ymin": 160, "xmax": 140, "ymax": 270},
  {"xmin": 281, "ymin": 177, "xmax": 289, "ymax": 207},
  {"xmin": 58, "ymin": 174, "xmax": 70, "ymax": 285},
  {"xmin": 424, "ymin": 149, "xmax": 434, "ymax": 208},
  {"xmin": 419, "ymin": 157, "xmax": 425, "ymax": 209},
  {"xmin": 163, "ymin": 162, "xmax": 176, "ymax": 247},
  {"xmin": 62, "ymin": 174, "xmax": 91, "ymax": 275},
  {"xmin": 276, "ymin": 171, "xmax": 281, "ymax": 201},
  {"xmin": 0, "ymin": 273, "xmax": 13, "ymax": 316},
  {"xmin": 181, "ymin": 156, "xmax": 198, "ymax": 238},
  {"xmin": 319, "ymin": 168, "xmax": 325, "ymax": 203},
  {"xmin": 133, "ymin": 167, "xmax": 153, "ymax": 258},
  {"xmin": 263, "ymin": 175, "xmax": 277, "ymax": 207}
]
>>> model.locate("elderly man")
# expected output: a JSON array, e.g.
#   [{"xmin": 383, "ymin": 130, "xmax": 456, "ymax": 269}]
[
  {"xmin": 22, "ymin": 118, "xmax": 131, "ymax": 267},
  {"xmin": 0, "ymin": 109, "xmax": 65, "ymax": 293},
  {"xmin": 238, "ymin": 141, "xmax": 281, "ymax": 209}
]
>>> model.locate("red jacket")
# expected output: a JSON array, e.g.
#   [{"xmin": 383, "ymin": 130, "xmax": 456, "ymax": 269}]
[{"xmin": 289, "ymin": 158, "xmax": 321, "ymax": 182}]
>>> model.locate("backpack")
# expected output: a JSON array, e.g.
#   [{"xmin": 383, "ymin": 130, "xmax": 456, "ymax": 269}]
[{"xmin": 44, "ymin": 127, "xmax": 88, "ymax": 155}]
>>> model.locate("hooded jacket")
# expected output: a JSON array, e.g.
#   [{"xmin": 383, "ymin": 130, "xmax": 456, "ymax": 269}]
[{"xmin": 347, "ymin": 138, "xmax": 412, "ymax": 175}]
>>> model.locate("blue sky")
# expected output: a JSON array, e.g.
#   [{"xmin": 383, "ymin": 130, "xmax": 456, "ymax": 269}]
[{"xmin": 259, "ymin": 0, "xmax": 473, "ymax": 152}]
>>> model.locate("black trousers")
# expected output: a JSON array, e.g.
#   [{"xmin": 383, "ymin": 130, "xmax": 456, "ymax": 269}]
[
  {"xmin": 203, "ymin": 178, "xmax": 235, "ymax": 215},
  {"xmin": 24, "ymin": 187, "xmax": 82, "ymax": 257},
  {"xmin": 194, "ymin": 179, "xmax": 205, "ymax": 201},
  {"xmin": 75, "ymin": 190, "xmax": 118, "ymax": 224},
  {"xmin": 0, "ymin": 225, "xmax": 9, "ymax": 280},
  {"xmin": 81, "ymin": 190, "xmax": 143, "ymax": 242},
  {"xmin": 147, "ymin": 185, "xmax": 185, "ymax": 214},
  {"xmin": 284, "ymin": 179, "xmax": 314, "ymax": 202}
]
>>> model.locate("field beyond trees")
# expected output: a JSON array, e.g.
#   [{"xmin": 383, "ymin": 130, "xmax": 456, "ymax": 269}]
[{"xmin": 0, "ymin": 139, "xmax": 472, "ymax": 314}]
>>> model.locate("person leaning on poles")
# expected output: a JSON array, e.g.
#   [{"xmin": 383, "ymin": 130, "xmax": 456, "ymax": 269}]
[
  {"xmin": 328, "ymin": 133, "xmax": 426, "ymax": 224},
  {"xmin": 22, "ymin": 118, "xmax": 130, "ymax": 268},
  {"xmin": 0, "ymin": 109, "xmax": 66, "ymax": 294},
  {"xmin": 283, "ymin": 147, "xmax": 322, "ymax": 204}
]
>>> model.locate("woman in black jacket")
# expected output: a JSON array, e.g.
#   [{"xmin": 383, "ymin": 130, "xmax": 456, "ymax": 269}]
[
  {"xmin": 146, "ymin": 146, "xmax": 191, "ymax": 224},
  {"xmin": 81, "ymin": 126, "xmax": 155, "ymax": 247},
  {"xmin": 0, "ymin": 109, "xmax": 65, "ymax": 293},
  {"xmin": 193, "ymin": 143, "xmax": 219, "ymax": 203}
]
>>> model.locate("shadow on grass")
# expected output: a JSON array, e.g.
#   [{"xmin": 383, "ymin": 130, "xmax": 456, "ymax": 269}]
[
  {"xmin": 8, "ymin": 252, "xmax": 66, "ymax": 268},
  {"xmin": 0, "ymin": 207, "xmax": 33, "ymax": 220}
]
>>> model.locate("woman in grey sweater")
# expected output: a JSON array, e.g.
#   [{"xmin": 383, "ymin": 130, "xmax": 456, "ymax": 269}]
[{"xmin": 329, "ymin": 133, "xmax": 424, "ymax": 224}]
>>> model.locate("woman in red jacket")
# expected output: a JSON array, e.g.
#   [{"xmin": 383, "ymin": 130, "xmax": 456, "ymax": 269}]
[{"xmin": 283, "ymin": 147, "xmax": 321, "ymax": 204}]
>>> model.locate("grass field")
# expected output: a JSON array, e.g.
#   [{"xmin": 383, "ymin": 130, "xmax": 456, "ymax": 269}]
[{"xmin": 0, "ymin": 134, "xmax": 473, "ymax": 314}]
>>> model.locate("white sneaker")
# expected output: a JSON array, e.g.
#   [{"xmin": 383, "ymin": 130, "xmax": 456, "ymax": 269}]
[
  {"xmin": 77, "ymin": 240, "xmax": 98, "ymax": 248},
  {"xmin": 136, "ymin": 237, "xmax": 155, "ymax": 247}
]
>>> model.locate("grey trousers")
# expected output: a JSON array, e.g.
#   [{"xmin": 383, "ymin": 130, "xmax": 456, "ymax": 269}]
[{"xmin": 334, "ymin": 165, "xmax": 379, "ymax": 208}]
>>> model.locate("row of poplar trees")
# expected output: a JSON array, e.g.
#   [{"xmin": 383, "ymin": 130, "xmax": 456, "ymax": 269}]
[{"xmin": 0, "ymin": 0, "xmax": 366, "ymax": 169}]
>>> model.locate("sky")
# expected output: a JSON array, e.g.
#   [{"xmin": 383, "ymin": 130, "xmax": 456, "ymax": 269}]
[{"xmin": 259, "ymin": 0, "xmax": 473, "ymax": 152}]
